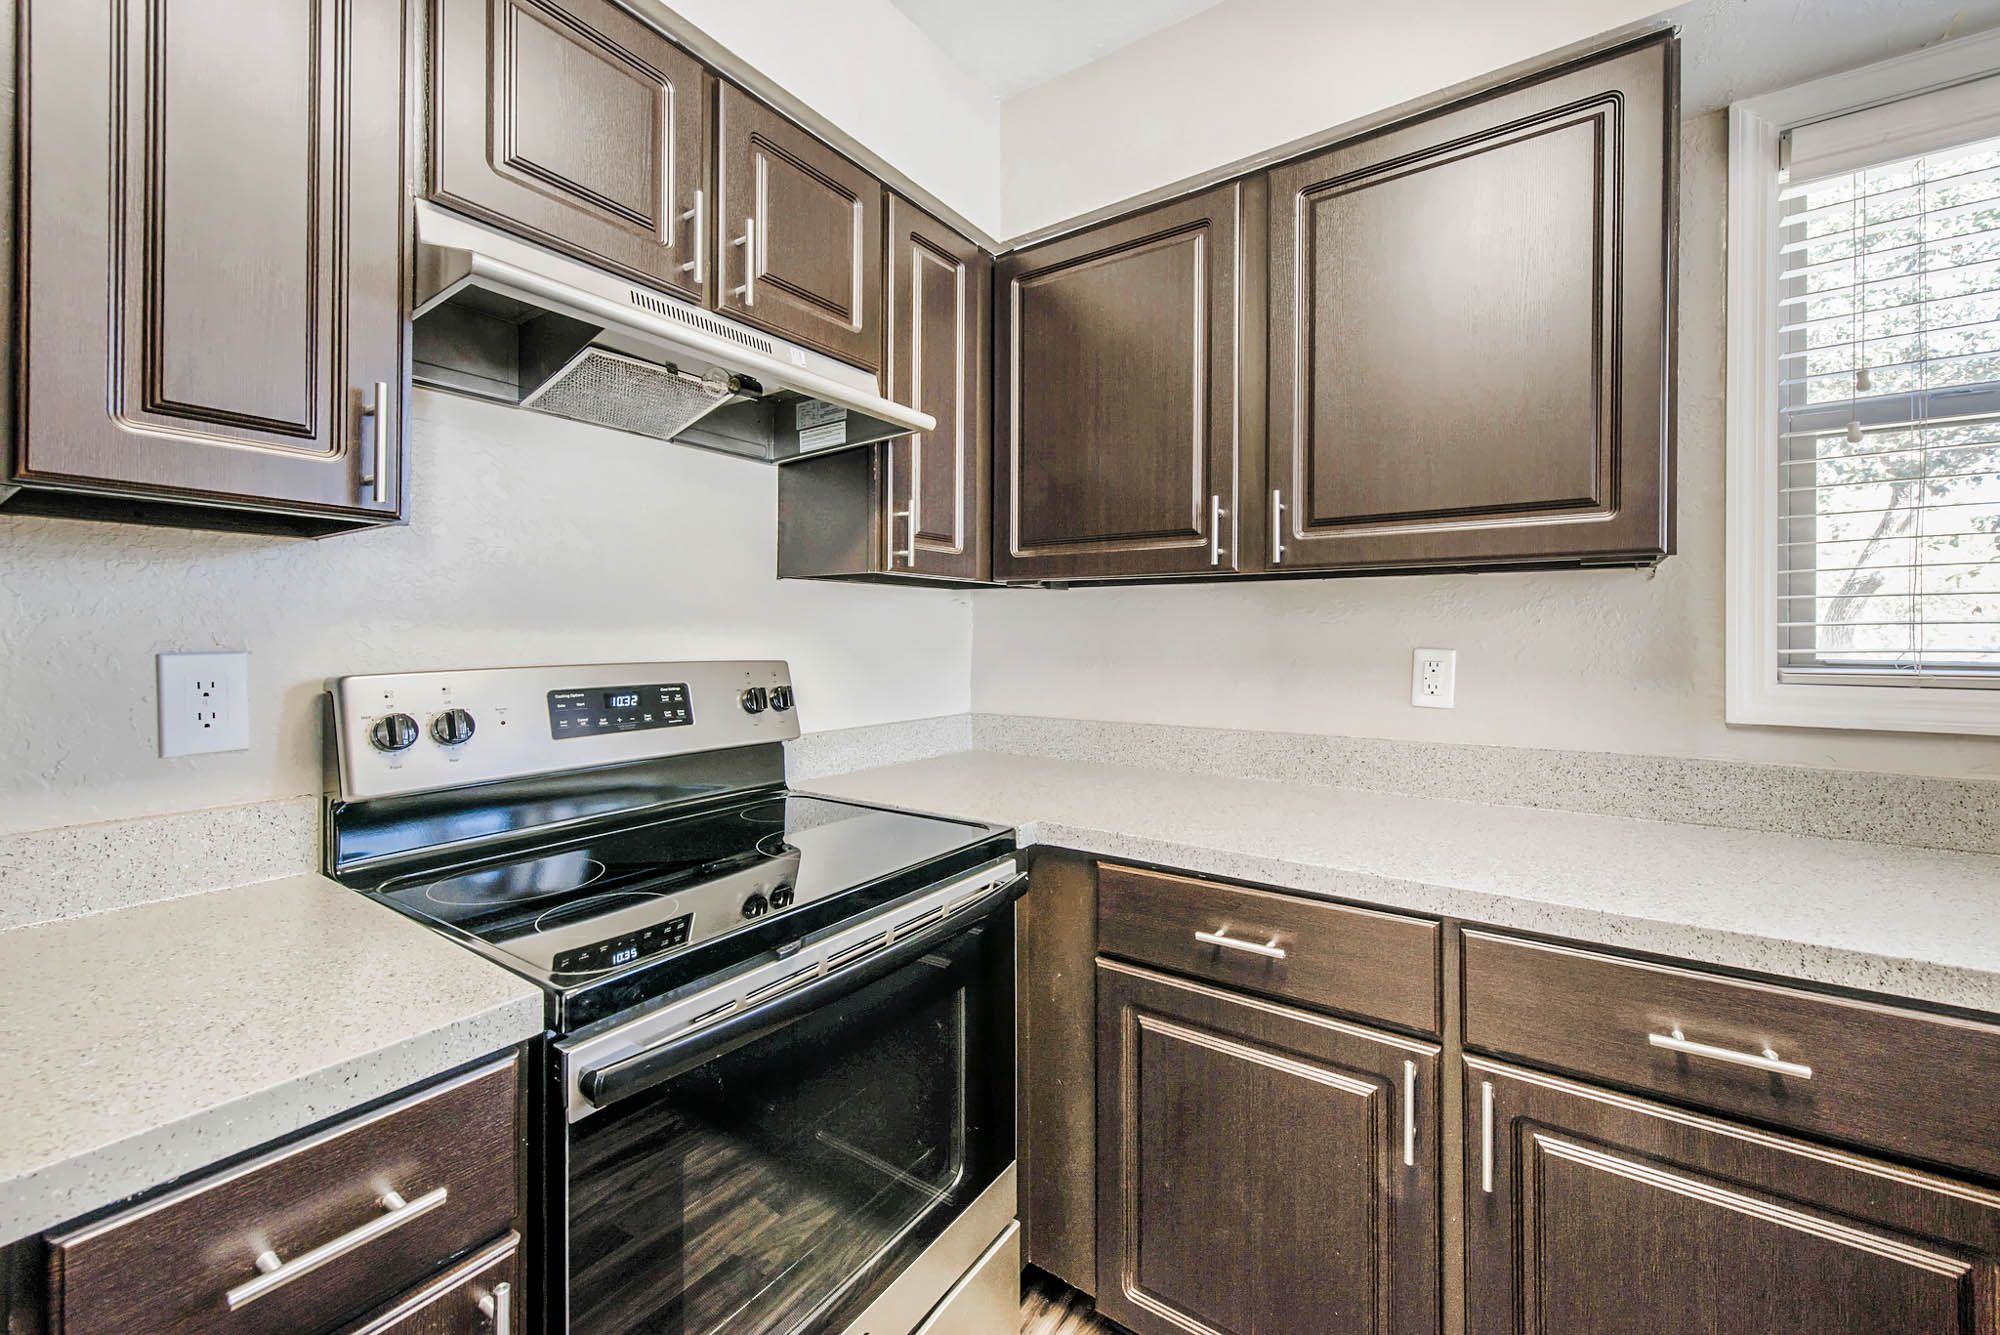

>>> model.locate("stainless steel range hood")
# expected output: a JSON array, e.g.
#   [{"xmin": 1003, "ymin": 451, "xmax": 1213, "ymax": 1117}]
[{"xmin": 411, "ymin": 202, "xmax": 932, "ymax": 461}]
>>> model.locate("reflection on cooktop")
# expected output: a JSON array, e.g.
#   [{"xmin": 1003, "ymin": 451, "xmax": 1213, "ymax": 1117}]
[{"xmin": 422, "ymin": 850, "xmax": 606, "ymax": 907}]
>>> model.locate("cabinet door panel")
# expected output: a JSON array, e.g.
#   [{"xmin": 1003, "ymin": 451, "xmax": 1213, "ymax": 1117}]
[
  {"xmin": 430, "ymin": 0, "xmax": 708, "ymax": 304},
  {"xmin": 1267, "ymin": 35, "xmax": 1674, "ymax": 570},
  {"xmin": 17, "ymin": 0, "xmax": 407, "ymax": 519},
  {"xmin": 1466, "ymin": 1058, "xmax": 2000, "ymax": 1335},
  {"xmin": 996, "ymin": 182, "xmax": 1261, "ymax": 581},
  {"xmin": 1098, "ymin": 960, "xmax": 1439, "ymax": 1335},
  {"xmin": 884, "ymin": 195, "xmax": 990, "ymax": 582},
  {"xmin": 715, "ymin": 85, "xmax": 882, "ymax": 371}
]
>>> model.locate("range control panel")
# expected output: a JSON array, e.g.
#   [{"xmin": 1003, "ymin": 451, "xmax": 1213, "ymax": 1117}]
[
  {"xmin": 547, "ymin": 683, "xmax": 693, "ymax": 739},
  {"xmin": 552, "ymin": 912, "xmax": 693, "ymax": 975},
  {"xmin": 329, "ymin": 660, "xmax": 798, "ymax": 802}
]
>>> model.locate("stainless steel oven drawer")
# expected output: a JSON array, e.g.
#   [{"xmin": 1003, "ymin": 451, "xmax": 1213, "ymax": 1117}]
[
  {"xmin": 915, "ymin": 1222, "xmax": 1020, "ymax": 1335},
  {"xmin": 836, "ymin": 1168, "xmax": 1018, "ymax": 1335}
]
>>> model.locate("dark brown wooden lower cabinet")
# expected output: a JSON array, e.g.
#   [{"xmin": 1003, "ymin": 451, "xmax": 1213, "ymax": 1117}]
[
  {"xmin": 1097, "ymin": 959, "xmax": 1440, "ymax": 1335},
  {"xmin": 1466, "ymin": 1056, "xmax": 2000, "ymax": 1335}
]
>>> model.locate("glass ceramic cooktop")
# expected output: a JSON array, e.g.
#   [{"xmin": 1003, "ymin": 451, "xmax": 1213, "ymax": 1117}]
[{"xmin": 368, "ymin": 793, "xmax": 997, "ymax": 989}]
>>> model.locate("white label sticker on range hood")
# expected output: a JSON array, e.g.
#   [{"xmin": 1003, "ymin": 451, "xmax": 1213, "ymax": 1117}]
[{"xmin": 795, "ymin": 399, "xmax": 849, "ymax": 451}]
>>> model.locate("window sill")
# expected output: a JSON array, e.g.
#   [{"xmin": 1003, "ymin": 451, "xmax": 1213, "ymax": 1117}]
[{"xmin": 1727, "ymin": 673, "xmax": 2000, "ymax": 735}]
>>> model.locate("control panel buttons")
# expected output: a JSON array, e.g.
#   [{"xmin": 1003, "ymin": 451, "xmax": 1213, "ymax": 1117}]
[
  {"xmin": 430, "ymin": 708, "xmax": 477, "ymax": 746},
  {"xmin": 740, "ymin": 687, "xmax": 769, "ymax": 715},
  {"xmin": 769, "ymin": 686, "xmax": 794, "ymax": 712},
  {"xmin": 741, "ymin": 892, "xmax": 770, "ymax": 919},
  {"xmin": 369, "ymin": 713, "xmax": 420, "ymax": 752}
]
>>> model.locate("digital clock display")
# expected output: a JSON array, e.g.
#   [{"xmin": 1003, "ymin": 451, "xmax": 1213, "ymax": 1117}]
[{"xmin": 606, "ymin": 692, "xmax": 641, "ymax": 710}]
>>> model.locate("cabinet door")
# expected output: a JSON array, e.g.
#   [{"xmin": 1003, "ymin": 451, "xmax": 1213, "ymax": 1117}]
[
  {"xmin": 429, "ymin": 0, "xmax": 709, "ymax": 304},
  {"xmin": 715, "ymin": 85, "xmax": 883, "ymax": 371},
  {"xmin": 1097, "ymin": 959, "xmax": 1439, "ymax": 1335},
  {"xmin": 1266, "ymin": 35, "xmax": 1674, "ymax": 571},
  {"xmin": 883, "ymin": 195, "xmax": 991, "ymax": 582},
  {"xmin": 15, "ymin": 0, "xmax": 408, "ymax": 522},
  {"xmin": 1466, "ymin": 1057, "xmax": 2000, "ymax": 1335},
  {"xmin": 995, "ymin": 182, "xmax": 1262, "ymax": 582}
]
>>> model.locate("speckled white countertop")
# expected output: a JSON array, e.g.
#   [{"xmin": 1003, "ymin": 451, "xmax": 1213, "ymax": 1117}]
[
  {"xmin": 801, "ymin": 752, "xmax": 2000, "ymax": 1015},
  {"xmin": 0, "ymin": 874, "xmax": 545, "ymax": 1247}
]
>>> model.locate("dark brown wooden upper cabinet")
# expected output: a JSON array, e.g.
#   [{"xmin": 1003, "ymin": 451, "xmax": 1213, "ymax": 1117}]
[
  {"xmin": 1466, "ymin": 1058, "xmax": 2000, "ymax": 1335},
  {"xmin": 9, "ymin": 0, "xmax": 409, "ymax": 533},
  {"xmin": 1097, "ymin": 960, "xmax": 1440, "ymax": 1335},
  {"xmin": 428, "ymin": 0, "xmax": 709, "ymax": 305},
  {"xmin": 715, "ymin": 85, "xmax": 884, "ymax": 372},
  {"xmin": 883, "ymin": 195, "xmax": 991, "ymax": 582},
  {"xmin": 1264, "ymin": 34, "xmax": 1676, "ymax": 572},
  {"xmin": 994, "ymin": 181, "xmax": 1265, "ymax": 582},
  {"xmin": 775, "ymin": 198, "xmax": 989, "ymax": 584}
]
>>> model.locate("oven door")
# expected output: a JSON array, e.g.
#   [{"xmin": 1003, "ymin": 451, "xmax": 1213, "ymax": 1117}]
[{"xmin": 550, "ymin": 878, "xmax": 1019, "ymax": 1335}]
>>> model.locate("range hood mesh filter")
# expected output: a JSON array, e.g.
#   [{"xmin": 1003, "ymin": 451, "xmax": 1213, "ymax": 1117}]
[{"xmin": 521, "ymin": 347, "xmax": 729, "ymax": 441}]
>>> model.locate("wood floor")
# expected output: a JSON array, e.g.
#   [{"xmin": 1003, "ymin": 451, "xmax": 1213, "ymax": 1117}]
[{"xmin": 1021, "ymin": 1270, "xmax": 1127, "ymax": 1335}]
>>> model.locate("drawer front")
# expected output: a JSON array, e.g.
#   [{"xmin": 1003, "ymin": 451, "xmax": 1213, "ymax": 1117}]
[
  {"xmin": 1462, "ymin": 930, "xmax": 2000, "ymax": 1179},
  {"xmin": 346, "ymin": 1233, "xmax": 518, "ymax": 1335},
  {"xmin": 52, "ymin": 1057, "xmax": 519, "ymax": 1335},
  {"xmin": 1097, "ymin": 863, "xmax": 1440, "ymax": 1033}
]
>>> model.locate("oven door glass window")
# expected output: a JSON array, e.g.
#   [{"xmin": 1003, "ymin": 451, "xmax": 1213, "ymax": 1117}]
[{"xmin": 564, "ymin": 912, "xmax": 1014, "ymax": 1335}]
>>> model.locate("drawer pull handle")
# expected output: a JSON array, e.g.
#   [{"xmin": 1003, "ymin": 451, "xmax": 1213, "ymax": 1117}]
[
  {"xmin": 480, "ymin": 1280, "xmax": 512, "ymax": 1334},
  {"xmin": 224, "ymin": 1186, "xmax": 448, "ymax": 1310},
  {"xmin": 1194, "ymin": 928, "xmax": 1286, "ymax": 959},
  {"xmin": 1648, "ymin": 1027, "xmax": 1813, "ymax": 1079}
]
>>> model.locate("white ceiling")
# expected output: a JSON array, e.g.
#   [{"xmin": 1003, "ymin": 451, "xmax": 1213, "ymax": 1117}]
[{"xmin": 889, "ymin": 0, "xmax": 1227, "ymax": 100}]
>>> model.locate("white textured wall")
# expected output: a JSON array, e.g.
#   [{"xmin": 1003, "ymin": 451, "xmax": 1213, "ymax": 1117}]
[
  {"xmin": 998, "ymin": 0, "xmax": 1669, "ymax": 236},
  {"xmin": 654, "ymin": 0, "xmax": 1002, "ymax": 234},
  {"xmin": 0, "ymin": 393, "xmax": 973, "ymax": 835}
]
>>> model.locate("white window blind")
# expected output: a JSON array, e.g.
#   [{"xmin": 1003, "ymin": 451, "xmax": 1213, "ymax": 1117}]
[{"xmin": 1776, "ymin": 111, "xmax": 2000, "ymax": 686}]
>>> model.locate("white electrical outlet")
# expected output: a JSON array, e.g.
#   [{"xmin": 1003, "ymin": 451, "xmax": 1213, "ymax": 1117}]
[
  {"xmin": 158, "ymin": 651, "xmax": 251, "ymax": 757},
  {"xmin": 1411, "ymin": 648, "xmax": 1456, "ymax": 709}
]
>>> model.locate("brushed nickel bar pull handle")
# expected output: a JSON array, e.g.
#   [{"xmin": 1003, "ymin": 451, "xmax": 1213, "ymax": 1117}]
[
  {"xmin": 479, "ymin": 1281, "xmax": 512, "ymax": 1334},
  {"xmin": 680, "ymin": 189, "xmax": 705, "ymax": 282},
  {"xmin": 1480, "ymin": 1080, "xmax": 1495, "ymax": 1194},
  {"xmin": 732, "ymin": 216, "xmax": 756, "ymax": 305},
  {"xmin": 1648, "ymin": 1028, "xmax": 1813, "ymax": 1079},
  {"xmin": 225, "ymin": 1186, "xmax": 448, "ymax": 1310},
  {"xmin": 358, "ymin": 381, "xmax": 390, "ymax": 505},
  {"xmin": 1193, "ymin": 928, "xmax": 1285, "ymax": 959},
  {"xmin": 1271, "ymin": 488, "xmax": 1286, "ymax": 564},
  {"xmin": 1402, "ymin": 1060, "xmax": 1417, "ymax": 1167},
  {"xmin": 891, "ymin": 508, "xmax": 917, "ymax": 565},
  {"xmin": 1208, "ymin": 494, "xmax": 1225, "ymax": 566}
]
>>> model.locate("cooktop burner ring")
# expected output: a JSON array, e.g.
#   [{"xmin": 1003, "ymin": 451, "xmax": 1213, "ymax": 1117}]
[
  {"xmin": 737, "ymin": 799, "xmax": 789, "ymax": 825},
  {"xmin": 420, "ymin": 853, "xmax": 607, "ymax": 907},
  {"xmin": 532, "ymin": 889, "xmax": 670, "ymax": 936}
]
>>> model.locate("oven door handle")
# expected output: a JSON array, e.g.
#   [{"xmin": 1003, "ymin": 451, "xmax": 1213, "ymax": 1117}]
[{"xmin": 578, "ymin": 871, "xmax": 1028, "ymax": 1112}]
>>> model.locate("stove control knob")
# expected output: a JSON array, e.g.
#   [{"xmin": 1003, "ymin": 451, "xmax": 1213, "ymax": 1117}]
[
  {"xmin": 369, "ymin": 713, "xmax": 419, "ymax": 752},
  {"xmin": 740, "ymin": 687, "xmax": 769, "ymax": 715},
  {"xmin": 429, "ymin": 708, "xmax": 476, "ymax": 746},
  {"xmin": 768, "ymin": 883, "xmax": 795, "ymax": 910},
  {"xmin": 741, "ymin": 892, "xmax": 770, "ymax": 919},
  {"xmin": 769, "ymin": 686, "xmax": 794, "ymax": 712}
]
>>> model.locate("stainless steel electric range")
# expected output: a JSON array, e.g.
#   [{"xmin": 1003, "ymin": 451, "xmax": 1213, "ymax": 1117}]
[{"xmin": 322, "ymin": 661, "xmax": 1022, "ymax": 1335}]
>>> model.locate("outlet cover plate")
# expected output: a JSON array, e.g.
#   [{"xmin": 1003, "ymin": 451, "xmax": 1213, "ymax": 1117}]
[
  {"xmin": 1412, "ymin": 647, "xmax": 1456, "ymax": 709},
  {"xmin": 158, "ymin": 651, "xmax": 250, "ymax": 756}
]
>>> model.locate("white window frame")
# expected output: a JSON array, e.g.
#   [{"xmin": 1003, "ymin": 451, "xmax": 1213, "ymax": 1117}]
[{"xmin": 1726, "ymin": 27, "xmax": 2000, "ymax": 734}]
